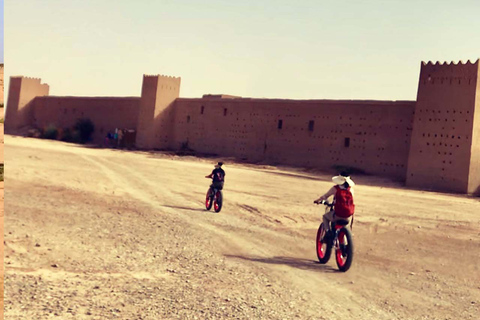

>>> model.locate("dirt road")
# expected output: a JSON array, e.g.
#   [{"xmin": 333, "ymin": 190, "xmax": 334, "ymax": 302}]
[{"xmin": 4, "ymin": 136, "xmax": 480, "ymax": 319}]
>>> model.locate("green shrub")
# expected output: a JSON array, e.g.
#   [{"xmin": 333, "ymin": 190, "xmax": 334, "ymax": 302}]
[
  {"xmin": 74, "ymin": 118, "xmax": 95, "ymax": 143},
  {"xmin": 60, "ymin": 128, "xmax": 73, "ymax": 142},
  {"xmin": 71, "ymin": 130, "xmax": 82, "ymax": 143},
  {"xmin": 43, "ymin": 124, "xmax": 58, "ymax": 140}
]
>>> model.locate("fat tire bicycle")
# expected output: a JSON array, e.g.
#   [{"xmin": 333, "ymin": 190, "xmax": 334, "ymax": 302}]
[
  {"xmin": 205, "ymin": 185, "xmax": 223, "ymax": 213},
  {"xmin": 315, "ymin": 200, "xmax": 354, "ymax": 272}
]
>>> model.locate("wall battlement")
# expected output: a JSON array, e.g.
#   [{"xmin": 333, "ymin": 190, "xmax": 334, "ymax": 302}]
[
  {"xmin": 19, "ymin": 76, "xmax": 45, "ymax": 82},
  {"xmin": 143, "ymin": 74, "xmax": 181, "ymax": 81},
  {"xmin": 5, "ymin": 59, "xmax": 480, "ymax": 194},
  {"xmin": 419, "ymin": 60, "xmax": 479, "ymax": 81},
  {"xmin": 422, "ymin": 59, "xmax": 479, "ymax": 66},
  {"xmin": 11, "ymin": 76, "xmax": 49, "ymax": 86}
]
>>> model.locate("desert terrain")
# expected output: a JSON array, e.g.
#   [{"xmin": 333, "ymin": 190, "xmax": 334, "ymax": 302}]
[{"xmin": 3, "ymin": 135, "xmax": 480, "ymax": 320}]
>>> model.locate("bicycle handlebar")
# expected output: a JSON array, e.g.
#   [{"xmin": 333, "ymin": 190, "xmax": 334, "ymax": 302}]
[{"xmin": 314, "ymin": 200, "xmax": 333, "ymax": 207}]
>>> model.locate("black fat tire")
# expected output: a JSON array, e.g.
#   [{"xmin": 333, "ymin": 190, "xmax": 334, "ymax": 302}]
[
  {"xmin": 214, "ymin": 190, "xmax": 223, "ymax": 213},
  {"xmin": 335, "ymin": 227, "xmax": 354, "ymax": 272},
  {"xmin": 316, "ymin": 223, "xmax": 332, "ymax": 264},
  {"xmin": 205, "ymin": 188, "xmax": 214, "ymax": 210}
]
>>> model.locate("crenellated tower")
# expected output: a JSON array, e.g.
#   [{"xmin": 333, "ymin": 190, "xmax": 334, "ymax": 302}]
[
  {"xmin": 5, "ymin": 76, "xmax": 50, "ymax": 133},
  {"xmin": 136, "ymin": 74, "xmax": 181, "ymax": 149},
  {"xmin": 406, "ymin": 59, "xmax": 480, "ymax": 194}
]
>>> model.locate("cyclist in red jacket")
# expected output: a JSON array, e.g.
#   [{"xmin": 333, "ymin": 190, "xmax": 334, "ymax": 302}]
[{"xmin": 314, "ymin": 172, "xmax": 355, "ymax": 236}]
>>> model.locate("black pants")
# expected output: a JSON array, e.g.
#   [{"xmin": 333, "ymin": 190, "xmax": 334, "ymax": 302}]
[{"xmin": 210, "ymin": 181, "xmax": 224, "ymax": 190}]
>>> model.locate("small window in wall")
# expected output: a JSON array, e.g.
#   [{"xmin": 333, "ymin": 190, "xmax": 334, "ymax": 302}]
[
  {"xmin": 224, "ymin": 108, "xmax": 228, "ymax": 116},
  {"xmin": 201, "ymin": 106, "xmax": 205, "ymax": 114},
  {"xmin": 344, "ymin": 137, "xmax": 350, "ymax": 147},
  {"xmin": 278, "ymin": 120, "xmax": 283, "ymax": 129},
  {"xmin": 187, "ymin": 115, "xmax": 191, "ymax": 123},
  {"xmin": 308, "ymin": 120, "xmax": 315, "ymax": 131}
]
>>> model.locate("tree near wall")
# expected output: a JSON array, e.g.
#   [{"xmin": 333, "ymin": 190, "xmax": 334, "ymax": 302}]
[
  {"xmin": 74, "ymin": 118, "xmax": 95, "ymax": 143},
  {"xmin": 43, "ymin": 124, "xmax": 59, "ymax": 140}
]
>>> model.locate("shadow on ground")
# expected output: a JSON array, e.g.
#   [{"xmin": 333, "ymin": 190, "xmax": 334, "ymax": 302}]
[
  {"xmin": 225, "ymin": 254, "xmax": 340, "ymax": 273},
  {"xmin": 160, "ymin": 204, "xmax": 209, "ymax": 213}
]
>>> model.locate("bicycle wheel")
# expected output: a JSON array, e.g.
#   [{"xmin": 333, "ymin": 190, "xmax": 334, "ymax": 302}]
[
  {"xmin": 214, "ymin": 190, "xmax": 223, "ymax": 213},
  {"xmin": 205, "ymin": 188, "xmax": 214, "ymax": 210},
  {"xmin": 335, "ymin": 227, "xmax": 354, "ymax": 272},
  {"xmin": 316, "ymin": 223, "xmax": 332, "ymax": 264}
]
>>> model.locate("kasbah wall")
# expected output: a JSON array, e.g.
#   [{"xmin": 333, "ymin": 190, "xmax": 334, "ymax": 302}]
[
  {"xmin": 0, "ymin": 64, "xmax": 4, "ymax": 106},
  {"xmin": 4, "ymin": 59, "xmax": 480, "ymax": 195}
]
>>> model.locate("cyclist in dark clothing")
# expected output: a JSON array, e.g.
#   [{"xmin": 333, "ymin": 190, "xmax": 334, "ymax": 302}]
[{"xmin": 205, "ymin": 162, "xmax": 225, "ymax": 190}]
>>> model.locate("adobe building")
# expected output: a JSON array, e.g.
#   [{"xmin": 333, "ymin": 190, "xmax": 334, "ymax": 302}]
[
  {"xmin": 0, "ymin": 64, "xmax": 4, "ymax": 106},
  {"xmin": 5, "ymin": 59, "xmax": 480, "ymax": 195},
  {"xmin": 406, "ymin": 60, "xmax": 480, "ymax": 194}
]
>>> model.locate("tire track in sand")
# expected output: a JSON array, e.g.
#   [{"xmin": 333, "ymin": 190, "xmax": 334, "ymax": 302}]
[{"xmin": 78, "ymin": 154, "xmax": 395, "ymax": 320}]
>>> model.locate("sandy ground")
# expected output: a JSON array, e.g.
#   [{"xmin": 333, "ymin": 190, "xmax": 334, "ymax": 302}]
[{"xmin": 3, "ymin": 135, "xmax": 480, "ymax": 320}]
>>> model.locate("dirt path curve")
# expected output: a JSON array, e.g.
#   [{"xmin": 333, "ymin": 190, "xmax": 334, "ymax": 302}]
[{"xmin": 4, "ymin": 136, "xmax": 480, "ymax": 319}]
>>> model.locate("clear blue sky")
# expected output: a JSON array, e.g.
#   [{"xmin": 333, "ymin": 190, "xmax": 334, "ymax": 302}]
[{"xmin": 5, "ymin": 0, "xmax": 480, "ymax": 101}]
